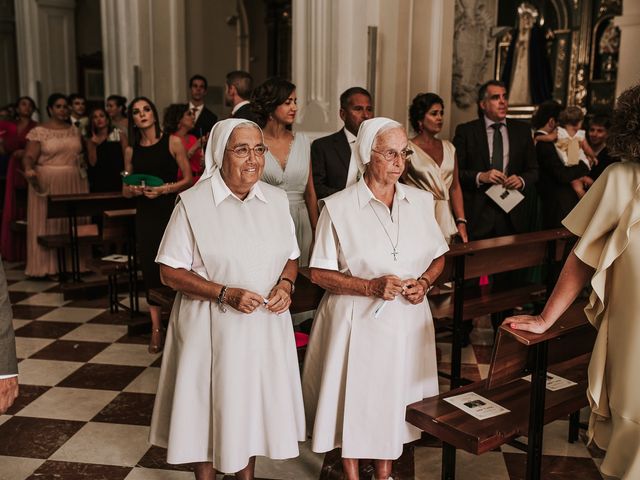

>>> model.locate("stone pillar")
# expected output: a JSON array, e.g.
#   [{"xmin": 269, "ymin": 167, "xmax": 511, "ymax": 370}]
[
  {"xmin": 0, "ymin": 0, "xmax": 18, "ymax": 106},
  {"xmin": 615, "ymin": 0, "xmax": 640, "ymax": 97},
  {"xmin": 15, "ymin": 0, "xmax": 77, "ymax": 111},
  {"xmin": 100, "ymin": 0, "xmax": 186, "ymax": 108}
]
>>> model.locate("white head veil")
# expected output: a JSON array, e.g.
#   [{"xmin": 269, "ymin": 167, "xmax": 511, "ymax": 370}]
[
  {"xmin": 198, "ymin": 118, "xmax": 262, "ymax": 184},
  {"xmin": 353, "ymin": 117, "xmax": 403, "ymax": 175}
]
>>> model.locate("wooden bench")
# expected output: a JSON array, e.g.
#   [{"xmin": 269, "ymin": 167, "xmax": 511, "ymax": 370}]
[
  {"xmin": 407, "ymin": 301, "xmax": 596, "ymax": 480},
  {"xmin": 41, "ymin": 192, "xmax": 135, "ymax": 281},
  {"xmin": 429, "ymin": 228, "xmax": 574, "ymax": 388}
]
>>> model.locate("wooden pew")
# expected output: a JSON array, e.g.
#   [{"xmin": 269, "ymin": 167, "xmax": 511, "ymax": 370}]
[
  {"xmin": 407, "ymin": 301, "xmax": 596, "ymax": 480},
  {"xmin": 40, "ymin": 192, "xmax": 135, "ymax": 281},
  {"xmin": 429, "ymin": 228, "xmax": 574, "ymax": 388}
]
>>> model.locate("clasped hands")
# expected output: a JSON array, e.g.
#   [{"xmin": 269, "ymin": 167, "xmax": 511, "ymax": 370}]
[
  {"xmin": 125, "ymin": 184, "xmax": 165, "ymax": 199},
  {"xmin": 479, "ymin": 169, "xmax": 523, "ymax": 190},
  {"xmin": 368, "ymin": 275, "xmax": 427, "ymax": 305},
  {"xmin": 224, "ymin": 282, "xmax": 292, "ymax": 315}
]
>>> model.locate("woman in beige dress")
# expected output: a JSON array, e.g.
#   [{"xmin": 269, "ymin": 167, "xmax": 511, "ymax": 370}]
[
  {"xmin": 22, "ymin": 93, "xmax": 88, "ymax": 277},
  {"xmin": 150, "ymin": 119, "xmax": 305, "ymax": 479},
  {"xmin": 506, "ymin": 84, "xmax": 640, "ymax": 479},
  {"xmin": 405, "ymin": 93, "xmax": 468, "ymax": 243},
  {"xmin": 303, "ymin": 118, "xmax": 448, "ymax": 480}
]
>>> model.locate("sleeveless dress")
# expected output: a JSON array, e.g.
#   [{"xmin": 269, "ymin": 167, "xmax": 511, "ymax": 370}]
[
  {"xmin": 562, "ymin": 162, "xmax": 640, "ymax": 479},
  {"xmin": 24, "ymin": 126, "xmax": 88, "ymax": 276},
  {"xmin": 174, "ymin": 134, "xmax": 203, "ymax": 183},
  {"xmin": 131, "ymin": 134, "xmax": 177, "ymax": 303},
  {"xmin": 303, "ymin": 179, "xmax": 448, "ymax": 459},
  {"xmin": 88, "ymin": 129, "xmax": 124, "ymax": 192},
  {"xmin": 261, "ymin": 133, "xmax": 312, "ymax": 266},
  {"xmin": 405, "ymin": 140, "xmax": 458, "ymax": 242},
  {"xmin": 150, "ymin": 170, "xmax": 305, "ymax": 472}
]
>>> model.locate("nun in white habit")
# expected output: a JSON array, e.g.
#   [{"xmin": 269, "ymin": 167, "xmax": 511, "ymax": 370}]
[
  {"xmin": 149, "ymin": 118, "xmax": 305, "ymax": 479},
  {"xmin": 302, "ymin": 118, "xmax": 448, "ymax": 480}
]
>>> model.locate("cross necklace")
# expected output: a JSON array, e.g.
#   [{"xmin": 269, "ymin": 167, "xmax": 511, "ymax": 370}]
[{"xmin": 368, "ymin": 201, "xmax": 400, "ymax": 261}]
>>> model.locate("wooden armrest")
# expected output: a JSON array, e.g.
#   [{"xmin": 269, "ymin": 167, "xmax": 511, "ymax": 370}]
[{"xmin": 104, "ymin": 208, "xmax": 136, "ymax": 218}]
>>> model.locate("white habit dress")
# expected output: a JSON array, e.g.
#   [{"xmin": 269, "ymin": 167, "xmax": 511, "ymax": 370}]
[
  {"xmin": 149, "ymin": 169, "xmax": 306, "ymax": 473},
  {"xmin": 302, "ymin": 179, "xmax": 449, "ymax": 459}
]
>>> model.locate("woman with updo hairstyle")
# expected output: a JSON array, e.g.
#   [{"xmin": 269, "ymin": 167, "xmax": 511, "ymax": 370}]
[
  {"xmin": 22, "ymin": 93, "xmax": 88, "ymax": 276},
  {"xmin": 251, "ymin": 77, "xmax": 319, "ymax": 266},
  {"xmin": 507, "ymin": 83, "xmax": 640, "ymax": 479},
  {"xmin": 163, "ymin": 103, "xmax": 204, "ymax": 182},
  {"xmin": 405, "ymin": 92, "xmax": 468, "ymax": 243},
  {"xmin": 106, "ymin": 94, "xmax": 128, "ymax": 132}
]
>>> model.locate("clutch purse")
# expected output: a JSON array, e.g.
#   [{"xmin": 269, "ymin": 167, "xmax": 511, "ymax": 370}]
[{"xmin": 122, "ymin": 173, "xmax": 164, "ymax": 187}]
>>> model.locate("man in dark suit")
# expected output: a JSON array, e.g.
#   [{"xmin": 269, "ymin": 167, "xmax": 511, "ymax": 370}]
[
  {"xmin": 311, "ymin": 87, "xmax": 373, "ymax": 199},
  {"xmin": 224, "ymin": 70, "xmax": 258, "ymax": 122},
  {"xmin": 453, "ymin": 80, "xmax": 538, "ymax": 240},
  {"xmin": 533, "ymin": 101, "xmax": 590, "ymax": 229},
  {"xmin": 588, "ymin": 114, "xmax": 617, "ymax": 181},
  {"xmin": 0, "ymin": 261, "xmax": 18, "ymax": 414},
  {"xmin": 188, "ymin": 74, "xmax": 218, "ymax": 139}
]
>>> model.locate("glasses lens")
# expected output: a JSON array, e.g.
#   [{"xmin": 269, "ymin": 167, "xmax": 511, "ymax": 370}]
[
  {"xmin": 234, "ymin": 146, "xmax": 250, "ymax": 157},
  {"xmin": 254, "ymin": 145, "xmax": 267, "ymax": 156},
  {"xmin": 384, "ymin": 150, "xmax": 397, "ymax": 161},
  {"xmin": 401, "ymin": 149, "xmax": 413, "ymax": 159}
]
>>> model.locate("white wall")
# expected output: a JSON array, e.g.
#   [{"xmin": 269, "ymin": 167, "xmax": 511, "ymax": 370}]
[{"xmin": 615, "ymin": 0, "xmax": 640, "ymax": 98}]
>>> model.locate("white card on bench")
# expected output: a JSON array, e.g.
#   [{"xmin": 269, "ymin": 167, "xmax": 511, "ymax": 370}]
[
  {"xmin": 485, "ymin": 184, "xmax": 524, "ymax": 213},
  {"xmin": 101, "ymin": 254, "xmax": 129, "ymax": 263},
  {"xmin": 443, "ymin": 392, "xmax": 510, "ymax": 420},
  {"xmin": 521, "ymin": 372, "xmax": 577, "ymax": 391}
]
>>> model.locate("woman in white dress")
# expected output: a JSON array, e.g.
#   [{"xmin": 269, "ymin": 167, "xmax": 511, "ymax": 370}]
[
  {"xmin": 303, "ymin": 118, "xmax": 449, "ymax": 480},
  {"xmin": 251, "ymin": 77, "xmax": 319, "ymax": 266},
  {"xmin": 149, "ymin": 119, "xmax": 305, "ymax": 480},
  {"xmin": 405, "ymin": 93, "xmax": 468, "ymax": 243}
]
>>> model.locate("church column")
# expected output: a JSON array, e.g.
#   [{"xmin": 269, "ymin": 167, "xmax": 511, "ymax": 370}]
[
  {"xmin": 615, "ymin": 0, "xmax": 640, "ymax": 97},
  {"xmin": 15, "ymin": 0, "xmax": 77, "ymax": 112}
]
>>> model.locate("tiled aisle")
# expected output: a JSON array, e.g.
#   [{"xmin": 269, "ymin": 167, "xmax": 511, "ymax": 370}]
[{"xmin": 0, "ymin": 262, "xmax": 605, "ymax": 480}]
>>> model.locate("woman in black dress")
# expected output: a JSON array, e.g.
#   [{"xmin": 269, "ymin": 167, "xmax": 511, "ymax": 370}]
[
  {"xmin": 85, "ymin": 106, "xmax": 127, "ymax": 192},
  {"xmin": 123, "ymin": 97, "xmax": 192, "ymax": 353}
]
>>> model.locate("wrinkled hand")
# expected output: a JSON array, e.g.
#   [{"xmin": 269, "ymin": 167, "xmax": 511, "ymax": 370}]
[
  {"xmin": 479, "ymin": 169, "xmax": 507, "ymax": 185},
  {"xmin": 503, "ymin": 314, "xmax": 549, "ymax": 334},
  {"xmin": 503, "ymin": 175, "xmax": 524, "ymax": 190},
  {"xmin": 457, "ymin": 223, "xmax": 468, "ymax": 243},
  {"xmin": 266, "ymin": 284, "xmax": 291, "ymax": 314},
  {"xmin": 225, "ymin": 287, "xmax": 264, "ymax": 314},
  {"xmin": 143, "ymin": 186, "xmax": 165, "ymax": 199},
  {"xmin": 368, "ymin": 275, "xmax": 403, "ymax": 300},
  {"xmin": 401, "ymin": 278, "xmax": 426, "ymax": 304},
  {"xmin": 0, "ymin": 376, "xmax": 18, "ymax": 414}
]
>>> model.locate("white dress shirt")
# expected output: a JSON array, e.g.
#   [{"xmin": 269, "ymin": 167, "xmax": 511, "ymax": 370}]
[{"xmin": 189, "ymin": 102, "xmax": 204, "ymax": 123}]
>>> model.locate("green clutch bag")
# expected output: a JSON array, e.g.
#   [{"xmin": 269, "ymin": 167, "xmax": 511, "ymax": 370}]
[{"xmin": 122, "ymin": 173, "xmax": 165, "ymax": 187}]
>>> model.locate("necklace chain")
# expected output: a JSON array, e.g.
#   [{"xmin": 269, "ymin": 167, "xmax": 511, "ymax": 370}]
[{"xmin": 368, "ymin": 202, "xmax": 400, "ymax": 261}]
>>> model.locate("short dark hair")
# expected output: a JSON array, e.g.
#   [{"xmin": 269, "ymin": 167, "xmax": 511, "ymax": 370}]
[
  {"xmin": 88, "ymin": 106, "xmax": 114, "ymax": 137},
  {"xmin": 250, "ymin": 77, "xmax": 296, "ymax": 128},
  {"xmin": 67, "ymin": 93, "xmax": 86, "ymax": 104},
  {"xmin": 46, "ymin": 93, "xmax": 68, "ymax": 118},
  {"xmin": 226, "ymin": 71, "xmax": 253, "ymax": 100},
  {"xmin": 408, "ymin": 92, "xmax": 444, "ymax": 133},
  {"xmin": 163, "ymin": 103, "xmax": 190, "ymax": 135},
  {"xmin": 589, "ymin": 114, "xmax": 611, "ymax": 130},
  {"xmin": 477, "ymin": 80, "xmax": 506, "ymax": 117},
  {"xmin": 106, "ymin": 94, "xmax": 127, "ymax": 116},
  {"xmin": 531, "ymin": 100, "xmax": 563, "ymax": 130},
  {"xmin": 189, "ymin": 74, "xmax": 208, "ymax": 90},
  {"xmin": 339, "ymin": 87, "xmax": 372, "ymax": 110},
  {"xmin": 607, "ymin": 83, "xmax": 640, "ymax": 162},
  {"xmin": 127, "ymin": 96, "xmax": 162, "ymax": 147}
]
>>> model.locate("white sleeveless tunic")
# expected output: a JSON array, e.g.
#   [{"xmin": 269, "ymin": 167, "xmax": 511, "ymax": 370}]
[
  {"xmin": 149, "ymin": 170, "xmax": 305, "ymax": 473},
  {"xmin": 302, "ymin": 179, "xmax": 448, "ymax": 459}
]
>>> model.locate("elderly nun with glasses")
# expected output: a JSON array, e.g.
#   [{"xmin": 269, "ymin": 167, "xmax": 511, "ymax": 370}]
[
  {"xmin": 302, "ymin": 118, "xmax": 448, "ymax": 480},
  {"xmin": 149, "ymin": 118, "xmax": 305, "ymax": 480}
]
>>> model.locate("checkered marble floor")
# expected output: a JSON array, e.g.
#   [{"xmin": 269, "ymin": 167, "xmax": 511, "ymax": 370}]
[{"xmin": 0, "ymin": 262, "xmax": 606, "ymax": 480}]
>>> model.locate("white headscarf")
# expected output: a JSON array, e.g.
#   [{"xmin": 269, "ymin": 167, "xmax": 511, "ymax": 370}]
[
  {"xmin": 198, "ymin": 118, "xmax": 262, "ymax": 184},
  {"xmin": 353, "ymin": 117, "xmax": 403, "ymax": 175}
]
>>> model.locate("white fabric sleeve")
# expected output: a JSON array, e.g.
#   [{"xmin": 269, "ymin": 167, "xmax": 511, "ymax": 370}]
[
  {"xmin": 0, "ymin": 374, "xmax": 17, "ymax": 380},
  {"xmin": 155, "ymin": 202, "xmax": 195, "ymax": 271},
  {"xmin": 309, "ymin": 207, "xmax": 340, "ymax": 271},
  {"xmin": 287, "ymin": 215, "xmax": 301, "ymax": 260}
]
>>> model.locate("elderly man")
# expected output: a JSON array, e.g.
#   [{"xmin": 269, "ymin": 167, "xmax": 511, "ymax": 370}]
[
  {"xmin": 311, "ymin": 87, "xmax": 374, "ymax": 199},
  {"xmin": 0, "ymin": 261, "xmax": 18, "ymax": 414}
]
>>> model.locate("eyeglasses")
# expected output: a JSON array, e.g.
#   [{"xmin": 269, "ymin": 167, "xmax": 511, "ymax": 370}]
[
  {"xmin": 226, "ymin": 144, "xmax": 269, "ymax": 158},
  {"xmin": 371, "ymin": 148, "xmax": 413, "ymax": 161}
]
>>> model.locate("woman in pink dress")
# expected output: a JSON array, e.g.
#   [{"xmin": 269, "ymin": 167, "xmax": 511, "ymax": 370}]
[
  {"xmin": 162, "ymin": 103, "xmax": 204, "ymax": 182},
  {"xmin": 22, "ymin": 93, "xmax": 88, "ymax": 277},
  {"xmin": 0, "ymin": 97, "xmax": 37, "ymax": 261}
]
